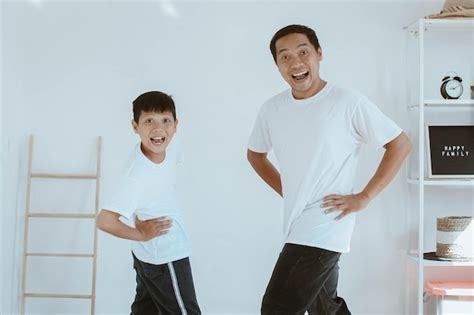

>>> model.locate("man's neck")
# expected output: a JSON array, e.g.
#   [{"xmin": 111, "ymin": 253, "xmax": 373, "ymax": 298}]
[{"xmin": 292, "ymin": 79, "xmax": 327, "ymax": 100}]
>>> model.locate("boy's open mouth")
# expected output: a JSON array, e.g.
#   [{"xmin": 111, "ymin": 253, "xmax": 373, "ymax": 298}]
[
  {"xmin": 291, "ymin": 70, "xmax": 309, "ymax": 81},
  {"xmin": 150, "ymin": 136, "xmax": 165, "ymax": 145}
]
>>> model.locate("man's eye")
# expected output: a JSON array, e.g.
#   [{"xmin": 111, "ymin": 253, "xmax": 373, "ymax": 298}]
[
  {"xmin": 301, "ymin": 50, "xmax": 308, "ymax": 55},
  {"xmin": 163, "ymin": 118, "xmax": 170, "ymax": 123},
  {"xmin": 145, "ymin": 119, "xmax": 153, "ymax": 124},
  {"xmin": 281, "ymin": 55, "xmax": 289, "ymax": 61}
]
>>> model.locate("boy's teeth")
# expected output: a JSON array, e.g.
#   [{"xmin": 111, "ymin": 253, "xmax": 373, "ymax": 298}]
[{"xmin": 150, "ymin": 136, "xmax": 165, "ymax": 144}]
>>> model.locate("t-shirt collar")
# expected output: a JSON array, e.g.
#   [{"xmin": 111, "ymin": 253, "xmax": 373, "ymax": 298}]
[
  {"xmin": 135, "ymin": 143, "xmax": 167, "ymax": 168},
  {"xmin": 288, "ymin": 82, "xmax": 332, "ymax": 106}
]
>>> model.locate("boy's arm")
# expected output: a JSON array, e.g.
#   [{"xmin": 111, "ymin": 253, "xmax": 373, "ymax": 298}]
[
  {"xmin": 96, "ymin": 209, "xmax": 171, "ymax": 241},
  {"xmin": 247, "ymin": 149, "xmax": 283, "ymax": 197}
]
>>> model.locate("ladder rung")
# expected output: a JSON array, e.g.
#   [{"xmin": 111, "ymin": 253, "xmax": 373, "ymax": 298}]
[
  {"xmin": 31, "ymin": 173, "xmax": 97, "ymax": 180},
  {"xmin": 24, "ymin": 293, "xmax": 93, "ymax": 299},
  {"xmin": 28, "ymin": 212, "xmax": 96, "ymax": 219},
  {"xmin": 26, "ymin": 253, "xmax": 94, "ymax": 258}
]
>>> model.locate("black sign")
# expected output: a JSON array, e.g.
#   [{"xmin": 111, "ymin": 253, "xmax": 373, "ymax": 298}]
[{"xmin": 427, "ymin": 125, "xmax": 474, "ymax": 177}]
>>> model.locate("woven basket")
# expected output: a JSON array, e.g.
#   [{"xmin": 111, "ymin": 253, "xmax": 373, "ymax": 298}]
[
  {"xmin": 436, "ymin": 216, "xmax": 473, "ymax": 259},
  {"xmin": 438, "ymin": 216, "xmax": 472, "ymax": 232}
]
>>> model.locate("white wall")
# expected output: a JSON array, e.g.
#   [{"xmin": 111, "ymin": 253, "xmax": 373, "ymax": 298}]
[{"xmin": 1, "ymin": 1, "xmax": 451, "ymax": 314}]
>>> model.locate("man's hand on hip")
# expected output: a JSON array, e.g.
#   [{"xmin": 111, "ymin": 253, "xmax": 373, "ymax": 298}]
[{"xmin": 321, "ymin": 193, "xmax": 371, "ymax": 221}]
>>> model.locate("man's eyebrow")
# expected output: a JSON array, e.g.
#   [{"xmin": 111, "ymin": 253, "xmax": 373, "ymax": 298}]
[
  {"xmin": 277, "ymin": 43, "xmax": 310, "ymax": 55},
  {"xmin": 277, "ymin": 48, "xmax": 288, "ymax": 55}
]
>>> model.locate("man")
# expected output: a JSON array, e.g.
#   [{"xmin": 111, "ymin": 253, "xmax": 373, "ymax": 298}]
[{"xmin": 247, "ymin": 24, "xmax": 411, "ymax": 314}]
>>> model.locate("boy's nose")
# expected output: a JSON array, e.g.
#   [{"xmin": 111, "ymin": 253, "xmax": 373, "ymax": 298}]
[{"xmin": 152, "ymin": 124, "xmax": 164, "ymax": 131}]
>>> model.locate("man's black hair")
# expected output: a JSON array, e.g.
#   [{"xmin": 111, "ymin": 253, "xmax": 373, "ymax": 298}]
[{"xmin": 270, "ymin": 24, "xmax": 321, "ymax": 63}]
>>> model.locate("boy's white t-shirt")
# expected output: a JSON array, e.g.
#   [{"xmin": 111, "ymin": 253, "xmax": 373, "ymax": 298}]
[
  {"xmin": 248, "ymin": 83, "xmax": 402, "ymax": 253},
  {"xmin": 101, "ymin": 139, "xmax": 191, "ymax": 264}
]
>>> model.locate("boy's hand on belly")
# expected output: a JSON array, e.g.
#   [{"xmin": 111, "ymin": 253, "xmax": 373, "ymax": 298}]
[{"xmin": 135, "ymin": 216, "xmax": 172, "ymax": 241}]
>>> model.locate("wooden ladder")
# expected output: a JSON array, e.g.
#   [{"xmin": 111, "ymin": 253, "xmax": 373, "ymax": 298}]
[{"xmin": 20, "ymin": 135, "xmax": 102, "ymax": 314}]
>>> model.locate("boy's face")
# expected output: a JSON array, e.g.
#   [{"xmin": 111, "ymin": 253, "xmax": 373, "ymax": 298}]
[
  {"xmin": 274, "ymin": 33, "xmax": 323, "ymax": 99},
  {"xmin": 132, "ymin": 111, "xmax": 177, "ymax": 162}
]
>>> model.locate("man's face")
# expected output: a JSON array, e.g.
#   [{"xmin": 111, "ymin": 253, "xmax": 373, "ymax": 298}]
[
  {"xmin": 132, "ymin": 111, "xmax": 177, "ymax": 162},
  {"xmin": 275, "ymin": 33, "xmax": 323, "ymax": 99}
]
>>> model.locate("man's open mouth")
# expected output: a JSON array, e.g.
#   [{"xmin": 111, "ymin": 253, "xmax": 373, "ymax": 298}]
[
  {"xmin": 291, "ymin": 71, "xmax": 309, "ymax": 81},
  {"xmin": 150, "ymin": 136, "xmax": 165, "ymax": 145}
]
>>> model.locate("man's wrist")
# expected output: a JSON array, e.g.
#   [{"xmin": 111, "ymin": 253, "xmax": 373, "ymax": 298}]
[{"xmin": 359, "ymin": 190, "xmax": 372, "ymax": 202}]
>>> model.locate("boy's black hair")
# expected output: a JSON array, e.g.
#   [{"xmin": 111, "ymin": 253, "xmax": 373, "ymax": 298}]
[
  {"xmin": 132, "ymin": 91, "xmax": 176, "ymax": 123},
  {"xmin": 269, "ymin": 24, "xmax": 321, "ymax": 63}
]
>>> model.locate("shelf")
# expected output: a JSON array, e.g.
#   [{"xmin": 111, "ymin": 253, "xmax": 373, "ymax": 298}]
[
  {"xmin": 425, "ymin": 99, "xmax": 474, "ymax": 106},
  {"xmin": 405, "ymin": 18, "xmax": 474, "ymax": 31},
  {"xmin": 408, "ymin": 99, "xmax": 474, "ymax": 109},
  {"xmin": 409, "ymin": 254, "xmax": 474, "ymax": 267},
  {"xmin": 408, "ymin": 178, "xmax": 474, "ymax": 186}
]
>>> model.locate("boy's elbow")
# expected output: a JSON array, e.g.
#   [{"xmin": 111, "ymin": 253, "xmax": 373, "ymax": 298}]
[
  {"xmin": 247, "ymin": 149, "xmax": 254, "ymax": 162},
  {"xmin": 247, "ymin": 149, "xmax": 266, "ymax": 164},
  {"xmin": 96, "ymin": 210, "xmax": 108, "ymax": 231}
]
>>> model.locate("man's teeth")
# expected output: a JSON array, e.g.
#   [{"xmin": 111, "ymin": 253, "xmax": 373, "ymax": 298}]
[{"xmin": 291, "ymin": 71, "xmax": 309, "ymax": 80}]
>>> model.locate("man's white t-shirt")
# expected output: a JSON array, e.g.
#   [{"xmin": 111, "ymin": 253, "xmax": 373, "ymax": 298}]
[
  {"xmin": 101, "ymin": 140, "xmax": 191, "ymax": 264},
  {"xmin": 248, "ymin": 83, "xmax": 402, "ymax": 253}
]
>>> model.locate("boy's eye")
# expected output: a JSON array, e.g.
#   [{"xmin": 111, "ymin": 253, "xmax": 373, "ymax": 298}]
[
  {"xmin": 145, "ymin": 119, "xmax": 153, "ymax": 124},
  {"xmin": 163, "ymin": 118, "xmax": 170, "ymax": 123}
]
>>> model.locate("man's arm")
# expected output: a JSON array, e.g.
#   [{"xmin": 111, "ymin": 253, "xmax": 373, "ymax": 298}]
[
  {"xmin": 96, "ymin": 209, "xmax": 171, "ymax": 241},
  {"xmin": 322, "ymin": 132, "xmax": 412, "ymax": 220},
  {"xmin": 247, "ymin": 149, "xmax": 283, "ymax": 197}
]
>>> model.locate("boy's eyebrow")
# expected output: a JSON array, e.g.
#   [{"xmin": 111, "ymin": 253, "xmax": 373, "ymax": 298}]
[{"xmin": 277, "ymin": 43, "xmax": 310, "ymax": 56}]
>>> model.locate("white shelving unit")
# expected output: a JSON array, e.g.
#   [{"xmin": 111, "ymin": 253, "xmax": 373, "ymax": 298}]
[
  {"xmin": 408, "ymin": 254, "xmax": 474, "ymax": 267},
  {"xmin": 409, "ymin": 100, "xmax": 474, "ymax": 108},
  {"xmin": 404, "ymin": 18, "xmax": 474, "ymax": 314},
  {"xmin": 408, "ymin": 178, "xmax": 474, "ymax": 186}
]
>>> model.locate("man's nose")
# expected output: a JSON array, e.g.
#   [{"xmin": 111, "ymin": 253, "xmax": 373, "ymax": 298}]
[{"xmin": 290, "ymin": 61, "xmax": 304, "ymax": 70}]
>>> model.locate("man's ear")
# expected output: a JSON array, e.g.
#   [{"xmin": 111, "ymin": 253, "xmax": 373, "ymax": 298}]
[
  {"xmin": 175, "ymin": 118, "xmax": 179, "ymax": 130},
  {"xmin": 131, "ymin": 119, "xmax": 138, "ymax": 134},
  {"xmin": 317, "ymin": 47, "xmax": 323, "ymax": 61}
]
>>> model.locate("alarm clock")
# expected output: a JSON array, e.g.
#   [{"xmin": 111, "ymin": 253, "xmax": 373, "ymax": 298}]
[{"xmin": 440, "ymin": 72, "xmax": 463, "ymax": 100}]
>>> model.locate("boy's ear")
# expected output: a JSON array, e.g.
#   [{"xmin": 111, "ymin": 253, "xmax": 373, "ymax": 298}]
[
  {"xmin": 131, "ymin": 119, "xmax": 139, "ymax": 134},
  {"xmin": 175, "ymin": 118, "xmax": 179, "ymax": 129},
  {"xmin": 317, "ymin": 47, "xmax": 323, "ymax": 61}
]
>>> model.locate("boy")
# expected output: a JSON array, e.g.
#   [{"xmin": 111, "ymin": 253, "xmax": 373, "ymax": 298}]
[
  {"xmin": 96, "ymin": 91, "xmax": 201, "ymax": 315},
  {"xmin": 247, "ymin": 25, "xmax": 411, "ymax": 314}
]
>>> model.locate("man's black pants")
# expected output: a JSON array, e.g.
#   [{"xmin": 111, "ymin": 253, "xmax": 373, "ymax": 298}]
[{"xmin": 261, "ymin": 243, "xmax": 351, "ymax": 315}]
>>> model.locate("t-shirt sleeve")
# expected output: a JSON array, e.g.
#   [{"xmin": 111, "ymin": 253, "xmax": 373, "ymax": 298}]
[
  {"xmin": 100, "ymin": 175, "xmax": 139, "ymax": 220},
  {"xmin": 248, "ymin": 105, "xmax": 272, "ymax": 153},
  {"xmin": 351, "ymin": 95, "xmax": 402, "ymax": 147}
]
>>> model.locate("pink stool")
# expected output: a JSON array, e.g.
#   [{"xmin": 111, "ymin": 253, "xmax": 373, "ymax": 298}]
[{"xmin": 426, "ymin": 281, "xmax": 474, "ymax": 315}]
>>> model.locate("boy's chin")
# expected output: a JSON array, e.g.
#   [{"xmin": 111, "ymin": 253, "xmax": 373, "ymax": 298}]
[{"xmin": 143, "ymin": 143, "xmax": 167, "ymax": 154}]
